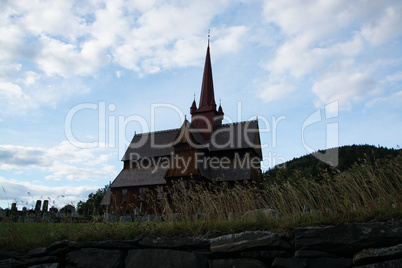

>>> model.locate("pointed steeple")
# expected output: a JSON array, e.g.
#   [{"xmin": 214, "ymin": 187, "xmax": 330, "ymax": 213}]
[
  {"xmin": 198, "ymin": 44, "xmax": 216, "ymax": 110},
  {"xmin": 190, "ymin": 95, "xmax": 197, "ymax": 113},
  {"xmin": 218, "ymin": 98, "xmax": 224, "ymax": 115},
  {"xmin": 190, "ymin": 41, "xmax": 223, "ymax": 140},
  {"xmin": 218, "ymin": 104, "xmax": 223, "ymax": 115}
]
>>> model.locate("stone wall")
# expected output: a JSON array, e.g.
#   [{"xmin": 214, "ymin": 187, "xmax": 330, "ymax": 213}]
[{"xmin": 0, "ymin": 221, "xmax": 401, "ymax": 268}]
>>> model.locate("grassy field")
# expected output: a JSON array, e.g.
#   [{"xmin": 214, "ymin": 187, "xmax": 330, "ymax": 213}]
[
  {"xmin": 1, "ymin": 153, "xmax": 401, "ymax": 252},
  {"xmin": 1, "ymin": 207, "xmax": 401, "ymax": 252}
]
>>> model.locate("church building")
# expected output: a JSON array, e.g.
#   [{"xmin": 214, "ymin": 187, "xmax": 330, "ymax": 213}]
[{"xmin": 102, "ymin": 43, "xmax": 262, "ymax": 214}]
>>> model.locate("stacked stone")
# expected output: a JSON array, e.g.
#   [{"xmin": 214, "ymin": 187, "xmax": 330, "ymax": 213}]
[{"xmin": 0, "ymin": 221, "xmax": 401, "ymax": 267}]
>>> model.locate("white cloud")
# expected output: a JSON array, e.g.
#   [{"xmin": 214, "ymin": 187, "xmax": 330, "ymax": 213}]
[
  {"xmin": 263, "ymin": 1, "xmax": 367, "ymax": 78},
  {"xmin": 385, "ymin": 71, "xmax": 402, "ymax": 82},
  {"xmin": 19, "ymin": 71, "xmax": 40, "ymax": 86},
  {"xmin": 258, "ymin": 0, "xmax": 402, "ymax": 110},
  {"xmin": 366, "ymin": 90, "xmax": 402, "ymax": 107},
  {"xmin": 44, "ymin": 164, "xmax": 115, "ymax": 182},
  {"xmin": 0, "ymin": 141, "xmax": 117, "ymax": 182},
  {"xmin": 264, "ymin": 32, "xmax": 364, "ymax": 79},
  {"xmin": 111, "ymin": 1, "xmax": 235, "ymax": 74},
  {"xmin": 10, "ymin": 0, "xmax": 84, "ymax": 39},
  {"xmin": 0, "ymin": 176, "xmax": 98, "ymax": 209},
  {"xmin": 0, "ymin": 0, "xmax": 248, "ymax": 114},
  {"xmin": 258, "ymin": 76, "xmax": 295, "ymax": 102},
  {"xmin": 361, "ymin": 5, "xmax": 402, "ymax": 46},
  {"xmin": 0, "ymin": 145, "xmax": 51, "ymax": 170},
  {"xmin": 312, "ymin": 61, "xmax": 377, "ymax": 110},
  {"xmin": 0, "ymin": 6, "xmax": 25, "ymax": 76},
  {"xmin": 1, "ymin": 0, "xmax": 401, "ymax": 114},
  {"xmin": 0, "ymin": 82, "xmax": 36, "ymax": 115},
  {"xmin": 0, "ymin": 76, "xmax": 90, "ymax": 116},
  {"xmin": 262, "ymin": 0, "xmax": 356, "ymax": 38},
  {"xmin": 37, "ymin": 34, "xmax": 111, "ymax": 77},
  {"xmin": 2, "ymin": 0, "xmax": 236, "ymax": 78},
  {"xmin": 0, "ymin": 82, "xmax": 26, "ymax": 100},
  {"xmin": 211, "ymin": 26, "xmax": 249, "ymax": 55}
]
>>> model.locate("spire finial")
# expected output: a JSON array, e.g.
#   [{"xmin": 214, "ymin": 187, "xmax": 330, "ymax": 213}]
[
  {"xmin": 208, "ymin": 29, "xmax": 210, "ymax": 46},
  {"xmin": 194, "ymin": 93, "xmax": 196, "ymax": 100}
]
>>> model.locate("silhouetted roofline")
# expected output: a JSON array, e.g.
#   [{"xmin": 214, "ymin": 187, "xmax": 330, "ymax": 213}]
[{"xmin": 122, "ymin": 119, "xmax": 262, "ymax": 161}]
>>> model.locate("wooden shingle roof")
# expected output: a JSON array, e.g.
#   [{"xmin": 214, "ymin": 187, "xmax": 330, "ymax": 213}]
[
  {"xmin": 209, "ymin": 120, "xmax": 262, "ymax": 158},
  {"xmin": 111, "ymin": 166, "xmax": 168, "ymax": 188},
  {"xmin": 122, "ymin": 129, "xmax": 179, "ymax": 161},
  {"xmin": 122, "ymin": 119, "xmax": 262, "ymax": 161},
  {"xmin": 100, "ymin": 188, "xmax": 111, "ymax": 205}
]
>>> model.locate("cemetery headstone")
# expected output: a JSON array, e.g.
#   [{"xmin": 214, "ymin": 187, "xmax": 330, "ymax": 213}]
[
  {"xmin": 42, "ymin": 200, "xmax": 49, "ymax": 212},
  {"xmin": 35, "ymin": 200, "xmax": 42, "ymax": 212}
]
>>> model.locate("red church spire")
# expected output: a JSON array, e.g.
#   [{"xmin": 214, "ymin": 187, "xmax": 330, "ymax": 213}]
[
  {"xmin": 190, "ymin": 41, "xmax": 223, "ymax": 140},
  {"xmin": 198, "ymin": 44, "xmax": 216, "ymax": 111}
]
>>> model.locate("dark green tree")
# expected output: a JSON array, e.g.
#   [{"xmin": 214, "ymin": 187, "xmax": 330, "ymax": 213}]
[
  {"xmin": 77, "ymin": 185, "xmax": 109, "ymax": 216},
  {"xmin": 263, "ymin": 144, "xmax": 399, "ymax": 184},
  {"xmin": 59, "ymin": 204, "xmax": 75, "ymax": 215}
]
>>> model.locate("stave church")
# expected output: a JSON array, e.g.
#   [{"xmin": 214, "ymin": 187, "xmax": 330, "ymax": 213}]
[{"xmin": 102, "ymin": 42, "xmax": 262, "ymax": 214}]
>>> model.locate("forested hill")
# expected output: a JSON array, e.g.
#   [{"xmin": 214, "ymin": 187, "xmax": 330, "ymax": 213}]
[{"xmin": 263, "ymin": 144, "xmax": 400, "ymax": 183}]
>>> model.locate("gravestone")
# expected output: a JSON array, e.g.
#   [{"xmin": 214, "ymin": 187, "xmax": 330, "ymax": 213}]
[
  {"xmin": 42, "ymin": 200, "xmax": 49, "ymax": 212},
  {"xmin": 104, "ymin": 213, "xmax": 117, "ymax": 222},
  {"xmin": 120, "ymin": 215, "xmax": 133, "ymax": 222},
  {"xmin": 35, "ymin": 200, "xmax": 42, "ymax": 212},
  {"xmin": 11, "ymin": 203, "xmax": 18, "ymax": 222},
  {"xmin": 134, "ymin": 208, "xmax": 140, "ymax": 216}
]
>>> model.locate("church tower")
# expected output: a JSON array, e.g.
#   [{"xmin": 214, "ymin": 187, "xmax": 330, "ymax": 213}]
[{"xmin": 190, "ymin": 43, "xmax": 224, "ymax": 140}]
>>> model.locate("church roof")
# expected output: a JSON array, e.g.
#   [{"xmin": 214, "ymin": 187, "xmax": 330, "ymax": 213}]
[
  {"xmin": 123, "ymin": 129, "xmax": 180, "ymax": 160},
  {"xmin": 122, "ymin": 119, "xmax": 262, "ymax": 161},
  {"xmin": 176, "ymin": 119, "xmax": 207, "ymax": 146},
  {"xmin": 100, "ymin": 188, "xmax": 111, "ymax": 205},
  {"xmin": 110, "ymin": 166, "xmax": 168, "ymax": 188},
  {"xmin": 209, "ymin": 120, "xmax": 261, "ymax": 156}
]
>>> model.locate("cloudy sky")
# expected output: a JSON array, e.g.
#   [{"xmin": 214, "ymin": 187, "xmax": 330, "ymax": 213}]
[{"xmin": 1, "ymin": 0, "xmax": 401, "ymax": 209}]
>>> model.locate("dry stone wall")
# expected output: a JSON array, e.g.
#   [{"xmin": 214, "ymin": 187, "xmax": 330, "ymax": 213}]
[{"xmin": 0, "ymin": 221, "xmax": 401, "ymax": 268}]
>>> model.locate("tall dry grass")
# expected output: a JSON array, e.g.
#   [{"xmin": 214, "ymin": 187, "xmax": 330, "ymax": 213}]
[
  {"xmin": 146, "ymin": 154, "xmax": 402, "ymax": 220},
  {"xmin": 264, "ymin": 154, "xmax": 402, "ymax": 216}
]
